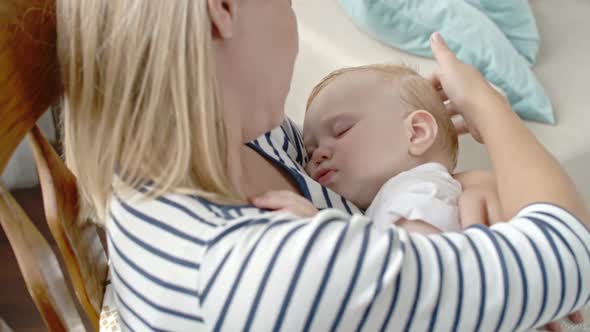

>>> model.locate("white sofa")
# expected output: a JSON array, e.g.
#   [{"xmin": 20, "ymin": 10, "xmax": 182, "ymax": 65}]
[{"xmin": 286, "ymin": 0, "xmax": 590, "ymax": 208}]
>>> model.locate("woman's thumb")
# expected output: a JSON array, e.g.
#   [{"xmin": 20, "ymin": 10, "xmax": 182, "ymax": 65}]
[{"xmin": 430, "ymin": 32, "xmax": 456, "ymax": 66}]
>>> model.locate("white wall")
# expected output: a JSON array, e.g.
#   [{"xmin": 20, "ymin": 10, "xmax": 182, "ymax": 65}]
[{"xmin": 1, "ymin": 111, "xmax": 57, "ymax": 190}]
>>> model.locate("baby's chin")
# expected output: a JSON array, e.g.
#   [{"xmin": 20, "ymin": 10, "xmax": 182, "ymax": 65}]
[
  {"xmin": 332, "ymin": 186, "xmax": 371, "ymax": 210},
  {"xmin": 317, "ymin": 175, "xmax": 371, "ymax": 210},
  {"xmin": 351, "ymin": 198, "xmax": 370, "ymax": 211}
]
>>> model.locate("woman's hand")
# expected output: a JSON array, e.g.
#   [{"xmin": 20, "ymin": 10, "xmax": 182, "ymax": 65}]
[
  {"xmin": 427, "ymin": 32, "xmax": 511, "ymax": 143},
  {"xmin": 251, "ymin": 190, "xmax": 319, "ymax": 218},
  {"xmin": 542, "ymin": 311, "xmax": 584, "ymax": 332}
]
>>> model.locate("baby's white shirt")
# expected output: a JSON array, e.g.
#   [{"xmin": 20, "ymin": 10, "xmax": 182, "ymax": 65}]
[{"xmin": 365, "ymin": 162, "xmax": 462, "ymax": 232}]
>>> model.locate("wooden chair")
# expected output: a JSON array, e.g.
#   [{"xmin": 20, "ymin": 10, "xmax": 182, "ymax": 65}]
[
  {"xmin": 0, "ymin": 182, "xmax": 85, "ymax": 331},
  {"xmin": 0, "ymin": 316, "xmax": 14, "ymax": 332},
  {"xmin": 0, "ymin": 0, "xmax": 62, "ymax": 174},
  {"xmin": 0, "ymin": 109, "xmax": 110, "ymax": 330},
  {"xmin": 0, "ymin": 4, "xmax": 108, "ymax": 330},
  {"xmin": 29, "ymin": 125, "xmax": 108, "ymax": 330},
  {"xmin": 1, "ymin": 125, "xmax": 108, "ymax": 332}
]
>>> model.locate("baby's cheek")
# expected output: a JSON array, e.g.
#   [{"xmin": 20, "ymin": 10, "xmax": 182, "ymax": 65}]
[
  {"xmin": 358, "ymin": 164, "xmax": 387, "ymax": 193},
  {"xmin": 304, "ymin": 163, "xmax": 314, "ymax": 177}
]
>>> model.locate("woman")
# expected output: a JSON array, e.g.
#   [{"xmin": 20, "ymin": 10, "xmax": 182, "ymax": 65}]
[{"xmin": 3, "ymin": 0, "xmax": 589, "ymax": 331}]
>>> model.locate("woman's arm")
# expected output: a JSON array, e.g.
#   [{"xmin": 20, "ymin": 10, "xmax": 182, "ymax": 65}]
[
  {"xmin": 198, "ymin": 34, "xmax": 590, "ymax": 332},
  {"xmin": 429, "ymin": 32, "xmax": 590, "ymax": 224},
  {"xmin": 484, "ymin": 109, "xmax": 590, "ymax": 222},
  {"xmin": 253, "ymin": 190, "xmax": 441, "ymax": 234},
  {"xmin": 201, "ymin": 207, "xmax": 590, "ymax": 331}
]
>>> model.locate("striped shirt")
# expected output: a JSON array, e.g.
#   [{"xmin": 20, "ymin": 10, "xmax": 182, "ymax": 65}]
[{"xmin": 106, "ymin": 118, "xmax": 590, "ymax": 331}]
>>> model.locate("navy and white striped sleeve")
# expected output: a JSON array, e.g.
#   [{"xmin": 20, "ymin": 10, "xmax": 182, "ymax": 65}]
[
  {"xmin": 200, "ymin": 204, "xmax": 590, "ymax": 332},
  {"xmin": 280, "ymin": 117, "xmax": 308, "ymax": 167}
]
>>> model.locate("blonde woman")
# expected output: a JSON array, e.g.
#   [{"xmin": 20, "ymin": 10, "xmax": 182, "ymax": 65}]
[{"xmin": 3, "ymin": 0, "xmax": 590, "ymax": 331}]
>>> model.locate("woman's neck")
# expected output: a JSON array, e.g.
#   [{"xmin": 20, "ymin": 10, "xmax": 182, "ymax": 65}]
[
  {"xmin": 224, "ymin": 108, "xmax": 300, "ymax": 202},
  {"xmin": 231, "ymin": 144, "xmax": 300, "ymax": 201}
]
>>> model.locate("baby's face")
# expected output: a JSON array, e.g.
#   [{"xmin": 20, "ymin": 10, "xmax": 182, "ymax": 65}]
[{"xmin": 303, "ymin": 70, "xmax": 413, "ymax": 209}]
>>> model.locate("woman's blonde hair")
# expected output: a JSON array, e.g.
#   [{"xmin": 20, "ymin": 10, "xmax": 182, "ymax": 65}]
[{"xmin": 2, "ymin": 0, "xmax": 241, "ymax": 222}]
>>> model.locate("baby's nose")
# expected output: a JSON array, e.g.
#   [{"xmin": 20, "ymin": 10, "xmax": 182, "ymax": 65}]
[{"xmin": 313, "ymin": 147, "xmax": 332, "ymax": 165}]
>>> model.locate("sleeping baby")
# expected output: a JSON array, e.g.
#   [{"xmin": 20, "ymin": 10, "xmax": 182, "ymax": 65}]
[{"xmin": 255, "ymin": 64, "xmax": 501, "ymax": 233}]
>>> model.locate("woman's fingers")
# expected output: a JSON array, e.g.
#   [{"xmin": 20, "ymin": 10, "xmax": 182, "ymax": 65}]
[
  {"xmin": 430, "ymin": 32, "xmax": 459, "ymax": 68},
  {"xmin": 452, "ymin": 114, "xmax": 484, "ymax": 143},
  {"xmin": 540, "ymin": 310, "xmax": 584, "ymax": 332},
  {"xmin": 276, "ymin": 206, "xmax": 317, "ymax": 218},
  {"xmin": 427, "ymin": 71, "xmax": 449, "ymax": 102},
  {"xmin": 542, "ymin": 321, "xmax": 563, "ymax": 332},
  {"xmin": 251, "ymin": 190, "xmax": 318, "ymax": 217},
  {"xmin": 427, "ymin": 71, "xmax": 441, "ymax": 89},
  {"xmin": 452, "ymin": 115, "xmax": 469, "ymax": 135},
  {"xmin": 567, "ymin": 310, "xmax": 584, "ymax": 324},
  {"xmin": 250, "ymin": 190, "xmax": 294, "ymax": 209},
  {"xmin": 445, "ymin": 100, "xmax": 459, "ymax": 116},
  {"xmin": 437, "ymin": 88, "xmax": 449, "ymax": 103}
]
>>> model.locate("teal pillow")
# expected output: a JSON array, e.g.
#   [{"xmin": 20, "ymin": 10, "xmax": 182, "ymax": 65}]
[
  {"xmin": 339, "ymin": 0, "xmax": 554, "ymax": 124},
  {"xmin": 465, "ymin": 0, "xmax": 540, "ymax": 65}
]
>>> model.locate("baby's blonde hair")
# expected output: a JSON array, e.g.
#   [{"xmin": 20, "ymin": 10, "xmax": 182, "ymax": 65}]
[
  {"xmin": 307, "ymin": 64, "xmax": 459, "ymax": 168},
  {"xmin": 1, "ymin": 0, "xmax": 241, "ymax": 222}
]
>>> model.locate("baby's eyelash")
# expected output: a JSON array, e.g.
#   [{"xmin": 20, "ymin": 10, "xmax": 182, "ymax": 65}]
[{"xmin": 335, "ymin": 126, "xmax": 351, "ymax": 137}]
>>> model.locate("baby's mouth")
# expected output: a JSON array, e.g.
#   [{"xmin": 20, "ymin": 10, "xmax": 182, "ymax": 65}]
[{"xmin": 315, "ymin": 169, "xmax": 336, "ymax": 185}]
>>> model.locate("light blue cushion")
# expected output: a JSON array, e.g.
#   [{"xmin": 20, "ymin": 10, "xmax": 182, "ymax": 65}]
[
  {"xmin": 465, "ymin": 0, "xmax": 540, "ymax": 65},
  {"xmin": 339, "ymin": 0, "xmax": 554, "ymax": 124}
]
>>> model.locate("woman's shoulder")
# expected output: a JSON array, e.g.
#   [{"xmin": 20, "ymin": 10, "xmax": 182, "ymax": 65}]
[
  {"xmin": 249, "ymin": 117, "xmax": 308, "ymax": 168},
  {"xmin": 280, "ymin": 117, "xmax": 304, "ymax": 145},
  {"xmin": 107, "ymin": 188, "xmax": 269, "ymax": 239},
  {"xmin": 104, "ymin": 189, "xmax": 271, "ymax": 331}
]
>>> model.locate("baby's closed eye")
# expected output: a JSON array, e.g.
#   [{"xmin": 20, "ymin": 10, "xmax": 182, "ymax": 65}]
[{"xmin": 332, "ymin": 121, "xmax": 354, "ymax": 138}]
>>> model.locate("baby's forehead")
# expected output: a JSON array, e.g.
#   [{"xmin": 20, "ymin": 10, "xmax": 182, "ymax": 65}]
[
  {"xmin": 307, "ymin": 69, "xmax": 411, "ymax": 116},
  {"xmin": 326, "ymin": 69, "xmax": 396, "ymax": 93},
  {"xmin": 303, "ymin": 72, "xmax": 390, "ymax": 135},
  {"xmin": 308, "ymin": 70, "xmax": 391, "ymax": 111}
]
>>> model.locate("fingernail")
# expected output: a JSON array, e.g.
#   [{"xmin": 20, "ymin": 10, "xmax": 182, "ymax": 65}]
[
  {"xmin": 431, "ymin": 32, "xmax": 441, "ymax": 44},
  {"xmin": 571, "ymin": 312, "xmax": 584, "ymax": 323}
]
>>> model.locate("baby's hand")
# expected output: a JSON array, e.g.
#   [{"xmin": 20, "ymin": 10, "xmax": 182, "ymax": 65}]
[
  {"xmin": 455, "ymin": 170, "xmax": 503, "ymax": 228},
  {"xmin": 458, "ymin": 187, "xmax": 501, "ymax": 228},
  {"xmin": 251, "ymin": 191, "xmax": 319, "ymax": 218}
]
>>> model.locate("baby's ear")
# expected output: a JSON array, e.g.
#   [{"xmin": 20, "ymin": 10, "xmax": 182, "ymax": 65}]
[{"xmin": 404, "ymin": 110, "xmax": 439, "ymax": 157}]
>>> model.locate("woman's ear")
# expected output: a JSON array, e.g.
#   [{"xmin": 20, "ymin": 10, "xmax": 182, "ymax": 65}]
[
  {"xmin": 404, "ymin": 110, "xmax": 439, "ymax": 157},
  {"xmin": 208, "ymin": 0, "xmax": 237, "ymax": 39}
]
